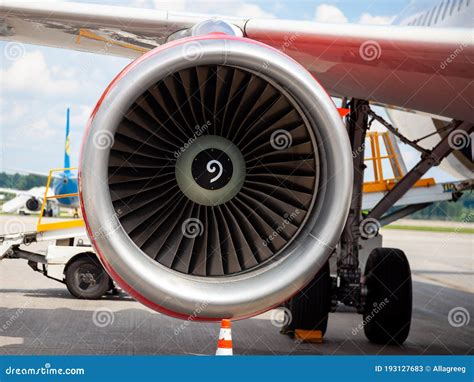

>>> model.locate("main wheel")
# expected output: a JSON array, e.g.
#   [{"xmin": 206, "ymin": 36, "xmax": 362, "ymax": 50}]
[
  {"xmin": 65, "ymin": 256, "xmax": 111, "ymax": 299},
  {"xmin": 363, "ymin": 248, "xmax": 412, "ymax": 345},
  {"xmin": 282, "ymin": 261, "xmax": 331, "ymax": 336}
]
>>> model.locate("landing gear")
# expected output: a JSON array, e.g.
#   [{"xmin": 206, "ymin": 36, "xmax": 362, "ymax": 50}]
[
  {"xmin": 333, "ymin": 99, "xmax": 413, "ymax": 345},
  {"xmin": 363, "ymin": 248, "xmax": 412, "ymax": 345},
  {"xmin": 278, "ymin": 98, "xmax": 472, "ymax": 345},
  {"xmin": 282, "ymin": 262, "xmax": 331, "ymax": 337},
  {"xmin": 65, "ymin": 256, "xmax": 111, "ymax": 299},
  {"xmin": 42, "ymin": 208, "xmax": 53, "ymax": 217}
]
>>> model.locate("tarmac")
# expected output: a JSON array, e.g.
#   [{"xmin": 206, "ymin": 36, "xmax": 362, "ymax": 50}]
[{"xmin": 0, "ymin": 215, "xmax": 472, "ymax": 355}]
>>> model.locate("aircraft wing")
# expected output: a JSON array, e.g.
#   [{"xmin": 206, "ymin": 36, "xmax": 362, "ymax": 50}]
[
  {"xmin": 0, "ymin": 187, "xmax": 30, "ymax": 196},
  {"xmin": 0, "ymin": 1, "xmax": 472, "ymax": 121},
  {"xmin": 0, "ymin": 187, "xmax": 50, "ymax": 198}
]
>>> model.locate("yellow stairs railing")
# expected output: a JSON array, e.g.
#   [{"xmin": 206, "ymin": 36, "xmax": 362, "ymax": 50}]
[
  {"xmin": 37, "ymin": 168, "xmax": 85, "ymax": 232},
  {"xmin": 363, "ymin": 132, "xmax": 435, "ymax": 193}
]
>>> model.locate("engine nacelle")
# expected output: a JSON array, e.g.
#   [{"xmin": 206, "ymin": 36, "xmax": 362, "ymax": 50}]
[
  {"xmin": 26, "ymin": 197, "xmax": 40, "ymax": 212},
  {"xmin": 79, "ymin": 35, "xmax": 352, "ymax": 320}
]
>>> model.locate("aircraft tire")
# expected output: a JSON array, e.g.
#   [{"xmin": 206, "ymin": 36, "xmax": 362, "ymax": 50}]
[
  {"xmin": 363, "ymin": 247, "xmax": 412, "ymax": 345},
  {"xmin": 65, "ymin": 256, "xmax": 111, "ymax": 299},
  {"xmin": 282, "ymin": 261, "xmax": 331, "ymax": 336}
]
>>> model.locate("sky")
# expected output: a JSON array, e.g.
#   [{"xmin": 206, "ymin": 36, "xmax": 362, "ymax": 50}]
[{"xmin": 0, "ymin": 0, "xmax": 455, "ymax": 182}]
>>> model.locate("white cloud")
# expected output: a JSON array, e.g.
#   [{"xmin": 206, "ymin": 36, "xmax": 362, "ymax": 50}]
[
  {"xmin": 315, "ymin": 4, "xmax": 394, "ymax": 26},
  {"xmin": 151, "ymin": 0, "xmax": 186, "ymax": 12},
  {"xmin": 133, "ymin": 0, "xmax": 275, "ymax": 18},
  {"xmin": 235, "ymin": 3, "xmax": 275, "ymax": 18},
  {"xmin": 0, "ymin": 104, "xmax": 27, "ymax": 125},
  {"xmin": 314, "ymin": 4, "xmax": 348, "ymax": 24},
  {"xmin": 358, "ymin": 13, "xmax": 395, "ymax": 25},
  {"xmin": 1, "ymin": 50, "xmax": 79, "ymax": 97},
  {"xmin": 18, "ymin": 119, "xmax": 57, "ymax": 140},
  {"xmin": 0, "ymin": 99, "xmax": 92, "ymax": 172}
]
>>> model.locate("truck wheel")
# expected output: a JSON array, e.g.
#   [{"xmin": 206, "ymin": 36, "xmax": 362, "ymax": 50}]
[
  {"xmin": 282, "ymin": 261, "xmax": 331, "ymax": 336},
  {"xmin": 363, "ymin": 248, "xmax": 412, "ymax": 345},
  {"xmin": 65, "ymin": 256, "xmax": 111, "ymax": 299}
]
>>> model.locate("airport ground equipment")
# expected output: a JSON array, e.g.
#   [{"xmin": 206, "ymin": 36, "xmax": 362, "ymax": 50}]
[
  {"xmin": 0, "ymin": 170, "xmax": 114, "ymax": 299},
  {"xmin": 0, "ymin": 224, "xmax": 114, "ymax": 299}
]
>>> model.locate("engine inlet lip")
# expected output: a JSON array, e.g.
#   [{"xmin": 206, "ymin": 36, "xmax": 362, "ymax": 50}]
[{"xmin": 80, "ymin": 35, "xmax": 353, "ymax": 319}]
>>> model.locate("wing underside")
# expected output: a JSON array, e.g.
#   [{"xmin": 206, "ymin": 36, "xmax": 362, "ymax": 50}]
[{"xmin": 1, "ymin": 1, "xmax": 472, "ymax": 121}]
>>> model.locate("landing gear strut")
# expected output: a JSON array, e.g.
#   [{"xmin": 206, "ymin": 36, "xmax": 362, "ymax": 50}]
[
  {"xmin": 333, "ymin": 99, "xmax": 414, "ymax": 345},
  {"xmin": 334, "ymin": 100, "xmax": 472, "ymax": 345},
  {"xmin": 336, "ymin": 99, "xmax": 368, "ymax": 314},
  {"xmin": 283, "ymin": 99, "xmax": 472, "ymax": 345}
]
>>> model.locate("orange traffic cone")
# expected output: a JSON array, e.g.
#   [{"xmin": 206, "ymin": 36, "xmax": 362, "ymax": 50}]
[{"xmin": 215, "ymin": 319, "xmax": 233, "ymax": 355}]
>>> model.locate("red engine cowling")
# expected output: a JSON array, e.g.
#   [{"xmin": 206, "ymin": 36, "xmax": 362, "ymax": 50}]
[{"xmin": 79, "ymin": 34, "xmax": 352, "ymax": 320}]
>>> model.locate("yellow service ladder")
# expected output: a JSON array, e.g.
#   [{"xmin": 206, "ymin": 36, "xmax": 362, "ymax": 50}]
[{"xmin": 37, "ymin": 168, "xmax": 85, "ymax": 233}]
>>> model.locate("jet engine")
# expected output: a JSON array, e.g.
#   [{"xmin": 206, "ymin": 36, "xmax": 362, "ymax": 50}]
[
  {"xmin": 79, "ymin": 35, "xmax": 353, "ymax": 320},
  {"xmin": 25, "ymin": 197, "xmax": 40, "ymax": 212}
]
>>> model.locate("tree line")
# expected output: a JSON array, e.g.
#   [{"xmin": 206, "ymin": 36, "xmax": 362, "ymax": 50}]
[{"xmin": 0, "ymin": 172, "xmax": 48, "ymax": 190}]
